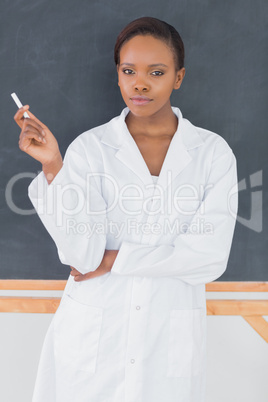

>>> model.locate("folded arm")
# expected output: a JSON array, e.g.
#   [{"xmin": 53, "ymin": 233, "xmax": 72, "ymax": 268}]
[{"xmin": 112, "ymin": 147, "xmax": 238, "ymax": 286}]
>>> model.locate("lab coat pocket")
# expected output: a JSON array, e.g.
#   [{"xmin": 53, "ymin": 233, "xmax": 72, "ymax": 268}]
[
  {"xmin": 54, "ymin": 294, "xmax": 103, "ymax": 374},
  {"xmin": 167, "ymin": 308, "xmax": 206, "ymax": 378}
]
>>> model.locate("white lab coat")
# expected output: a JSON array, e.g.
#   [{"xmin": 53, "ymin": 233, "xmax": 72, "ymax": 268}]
[{"xmin": 29, "ymin": 106, "xmax": 238, "ymax": 402}]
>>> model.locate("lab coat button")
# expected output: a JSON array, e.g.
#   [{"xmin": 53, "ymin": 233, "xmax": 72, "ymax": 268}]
[
  {"xmin": 136, "ymin": 306, "xmax": 141, "ymax": 310},
  {"xmin": 130, "ymin": 359, "xmax": 135, "ymax": 364}
]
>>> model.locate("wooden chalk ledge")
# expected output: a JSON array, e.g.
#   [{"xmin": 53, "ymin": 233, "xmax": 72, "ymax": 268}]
[{"xmin": 0, "ymin": 281, "xmax": 267, "ymax": 342}]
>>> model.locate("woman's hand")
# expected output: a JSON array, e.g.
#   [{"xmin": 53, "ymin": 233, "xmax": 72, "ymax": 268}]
[
  {"xmin": 14, "ymin": 105, "xmax": 63, "ymax": 183},
  {"xmin": 70, "ymin": 250, "xmax": 119, "ymax": 282}
]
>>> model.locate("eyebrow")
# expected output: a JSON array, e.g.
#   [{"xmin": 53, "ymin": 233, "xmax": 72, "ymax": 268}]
[{"xmin": 120, "ymin": 62, "xmax": 168, "ymax": 68}]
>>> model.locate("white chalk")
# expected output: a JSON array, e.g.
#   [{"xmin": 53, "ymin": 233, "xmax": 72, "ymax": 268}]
[{"xmin": 11, "ymin": 93, "xmax": 30, "ymax": 118}]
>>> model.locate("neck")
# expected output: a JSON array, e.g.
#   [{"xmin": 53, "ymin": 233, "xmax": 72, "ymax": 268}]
[{"xmin": 125, "ymin": 103, "xmax": 178, "ymax": 138}]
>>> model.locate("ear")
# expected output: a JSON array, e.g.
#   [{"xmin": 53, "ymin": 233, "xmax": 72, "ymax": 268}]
[{"xmin": 174, "ymin": 67, "xmax": 186, "ymax": 90}]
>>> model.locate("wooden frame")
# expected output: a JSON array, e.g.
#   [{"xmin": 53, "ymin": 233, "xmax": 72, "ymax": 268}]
[{"xmin": 0, "ymin": 281, "xmax": 268, "ymax": 342}]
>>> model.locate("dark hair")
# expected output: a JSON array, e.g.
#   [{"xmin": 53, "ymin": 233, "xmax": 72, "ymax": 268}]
[{"xmin": 114, "ymin": 17, "xmax": 185, "ymax": 71}]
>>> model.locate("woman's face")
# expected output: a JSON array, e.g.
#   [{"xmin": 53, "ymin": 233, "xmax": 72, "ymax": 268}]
[{"xmin": 117, "ymin": 34, "xmax": 185, "ymax": 118}]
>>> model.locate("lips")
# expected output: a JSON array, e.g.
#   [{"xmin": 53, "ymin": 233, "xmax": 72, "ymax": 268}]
[{"xmin": 130, "ymin": 95, "xmax": 152, "ymax": 105}]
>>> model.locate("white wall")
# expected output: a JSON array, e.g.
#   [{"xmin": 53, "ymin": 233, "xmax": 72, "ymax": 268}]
[
  {"xmin": 206, "ymin": 292, "xmax": 268, "ymax": 402},
  {"xmin": 0, "ymin": 290, "xmax": 267, "ymax": 402}
]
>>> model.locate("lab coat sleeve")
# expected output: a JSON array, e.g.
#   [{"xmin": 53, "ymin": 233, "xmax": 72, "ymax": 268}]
[
  {"xmin": 28, "ymin": 136, "xmax": 107, "ymax": 274},
  {"xmin": 112, "ymin": 145, "xmax": 238, "ymax": 285}
]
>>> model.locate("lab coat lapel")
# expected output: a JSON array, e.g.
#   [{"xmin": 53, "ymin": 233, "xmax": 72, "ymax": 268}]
[
  {"xmin": 115, "ymin": 131, "xmax": 154, "ymax": 188},
  {"xmin": 101, "ymin": 107, "xmax": 154, "ymax": 188},
  {"xmin": 100, "ymin": 107, "xmax": 204, "ymax": 192},
  {"xmin": 156, "ymin": 107, "xmax": 205, "ymax": 192}
]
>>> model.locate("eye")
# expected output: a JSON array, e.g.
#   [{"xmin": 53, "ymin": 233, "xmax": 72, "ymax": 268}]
[
  {"xmin": 151, "ymin": 71, "xmax": 164, "ymax": 76},
  {"xmin": 122, "ymin": 69, "xmax": 134, "ymax": 75}
]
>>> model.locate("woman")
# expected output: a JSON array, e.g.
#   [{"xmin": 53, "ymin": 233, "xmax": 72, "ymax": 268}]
[{"xmin": 14, "ymin": 16, "xmax": 238, "ymax": 402}]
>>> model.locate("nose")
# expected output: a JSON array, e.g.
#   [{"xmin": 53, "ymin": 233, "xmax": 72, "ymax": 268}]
[
  {"xmin": 134, "ymin": 75, "xmax": 149, "ymax": 92},
  {"xmin": 135, "ymin": 84, "xmax": 148, "ymax": 92}
]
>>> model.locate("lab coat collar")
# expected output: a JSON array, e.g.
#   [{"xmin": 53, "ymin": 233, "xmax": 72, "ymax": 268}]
[{"xmin": 100, "ymin": 106, "xmax": 204, "ymax": 191}]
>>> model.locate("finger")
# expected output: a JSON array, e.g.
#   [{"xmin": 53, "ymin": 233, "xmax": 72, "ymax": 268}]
[
  {"xmin": 74, "ymin": 272, "xmax": 92, "ymax": 282},
  {"xmin": 19, "ymin": 131, "xmax": 46, "ymax": 150},
  {"xmin": 26, "ymin": 109, "xmax": 47, "ymax": 129},
  {"xmin": 23, "ymin": 118, "xmax": 45, "ymax": 136},
  {"xmin": 73, "ymin": 272, "xmax": 91, "ymax": 281},
  {"xmin": 74, "ymin": 275, "xmax": 84, "ymax": 281},
  {"xmin": 70, "ymin": 268, "xmax": 81, "ymax": 276},
  {"xmin": 70, "ymin": 267, "xmax": 79, "ymax": 274},
  {"xmin": 78, "ymin": 270, "xmax": 102, "ymax": 281},
  {"xmin": 14, "ymin": 105, "xmax": 30, "ymax": 128},
  {"xmin": 21, "ymin": 123, "xmax": 45, "ymax": 142},
  {"xmin": 19, "ymin": 137, "xmax": 44, "ymax": 153}
]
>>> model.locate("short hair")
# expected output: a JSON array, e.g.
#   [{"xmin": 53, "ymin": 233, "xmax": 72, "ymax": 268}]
[{"xmin": 114, "ymin": 16, "xmax": 185, "ymax": 71}]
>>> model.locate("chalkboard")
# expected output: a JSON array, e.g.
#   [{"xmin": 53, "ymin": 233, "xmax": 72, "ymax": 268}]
[{"xmin": 1, "ymin": 0, "xmax": 267, "ymax": 280}]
